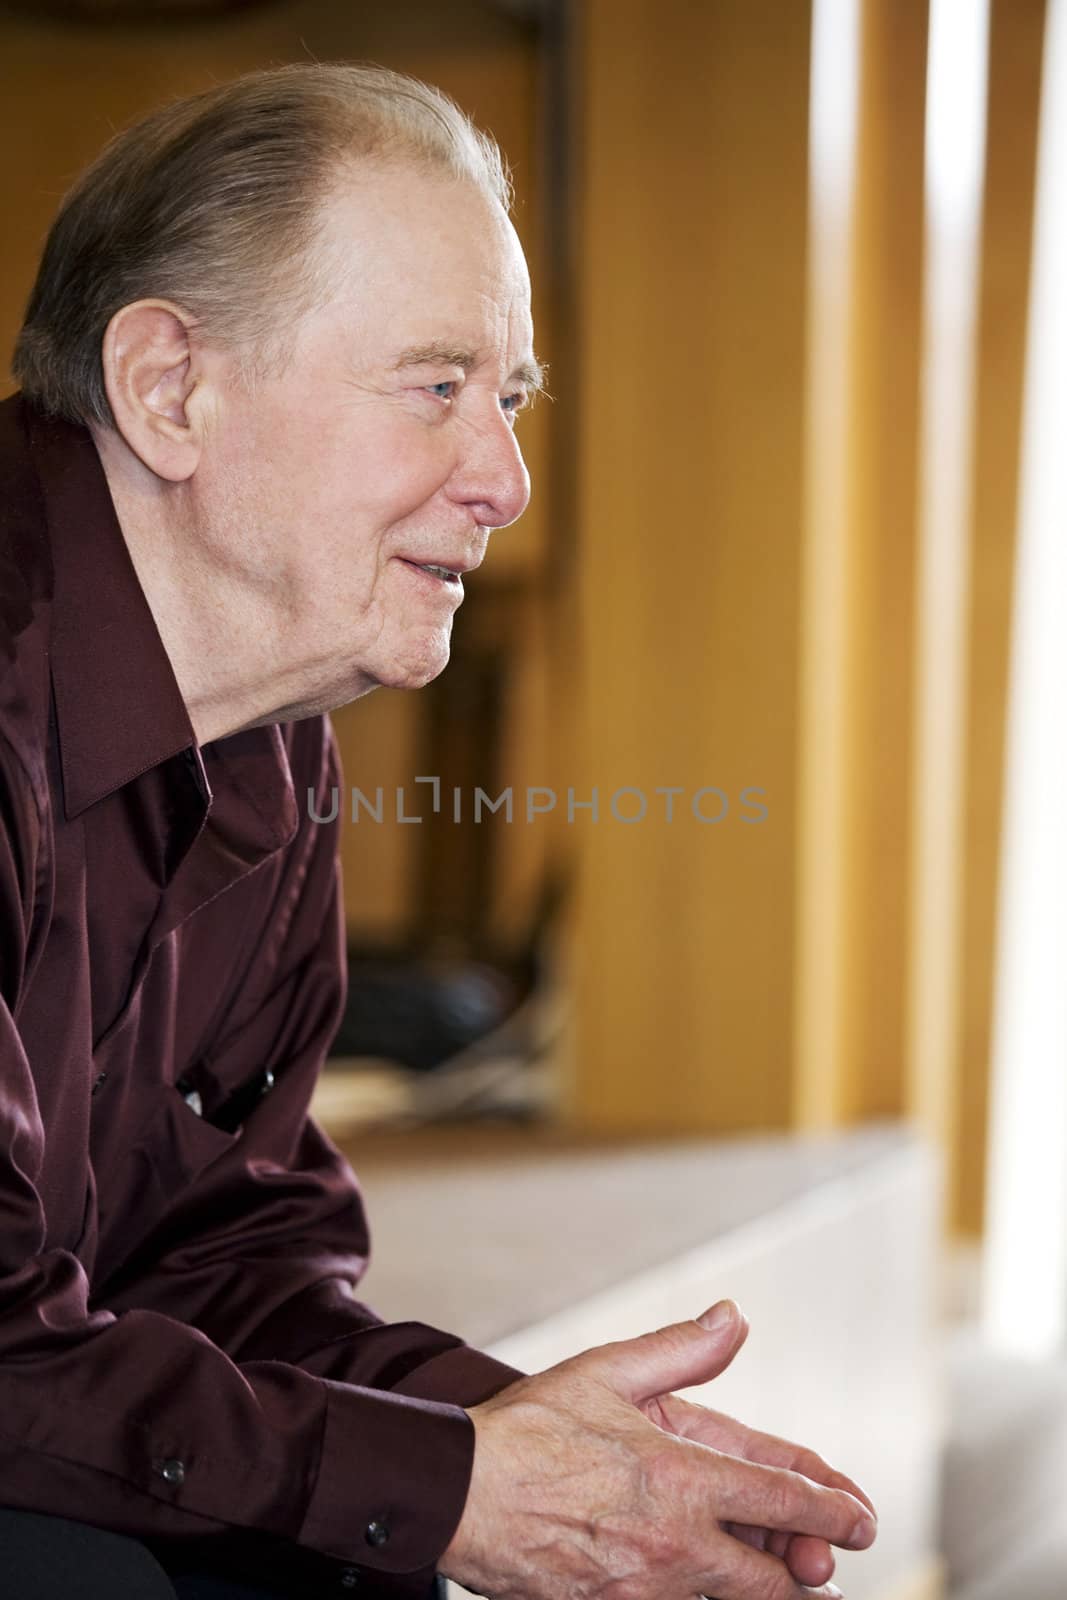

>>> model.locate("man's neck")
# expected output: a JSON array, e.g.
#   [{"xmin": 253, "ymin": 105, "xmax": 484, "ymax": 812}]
[{"xmin": 91, "ymin": 427, "xmax": 344, "ymax": 745}]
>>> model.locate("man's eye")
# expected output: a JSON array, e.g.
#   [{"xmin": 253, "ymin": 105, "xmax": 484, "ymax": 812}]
[
  {"xmin": 425, "ymin": 381, "xmax": 456, "ymax": 401},
  {"xmin": 500, "ymin": 392, "xmax": 527, "ymax": 416}
]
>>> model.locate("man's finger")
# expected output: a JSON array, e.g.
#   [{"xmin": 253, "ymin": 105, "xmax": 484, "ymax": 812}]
[
  {"xmin": 664, "ymin": 1394, "xmax": 878, "ymax": 1521},
  {"xmin": 696, "ymin": 1524, "xmax": 845, "ymax": 1600},
  {"xmin": 575, "ymin": 1300, "xmax": 749, "ymax": 1406},
  {"xmin": 735, "ymin": 1423, "xmax": 876, "ymax": 1521},
  {"xmin": 782, "ymin": 1534, "xmax": 836, "ymax": 1588},
  {"xmin": 698, "ymin": 1451, "xmax": 877, "ymax": 1550},
  {"xmin": 724, "ymin": 1523, "xmax": 835, "ymax": 1588}
]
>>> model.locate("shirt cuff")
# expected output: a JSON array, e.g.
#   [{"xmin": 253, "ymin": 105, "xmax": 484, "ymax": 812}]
[
  {"xmin": 390, "ymin": 1343, "xmax": 524, "ymax": 1407},
  {"xmin": 299, "ymin": 1381, "xmax": 476, "ymax": 1576}
]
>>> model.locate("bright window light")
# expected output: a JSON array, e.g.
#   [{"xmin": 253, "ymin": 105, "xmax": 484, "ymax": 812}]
[{"xmin": 982, "ymin": 0, "xmax": 1067, "ymax": 1360}]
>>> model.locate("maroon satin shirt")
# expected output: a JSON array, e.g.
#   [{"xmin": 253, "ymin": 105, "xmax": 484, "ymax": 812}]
[{"xmin": 0, "ymin": 394, "xmax": 520, "ymax": 1592}]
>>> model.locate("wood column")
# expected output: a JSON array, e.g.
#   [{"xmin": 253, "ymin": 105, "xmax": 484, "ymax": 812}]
[
  {"xmin": 795, "ymin": 0, "xmax": 929, "ymax": 1128},
  {"xmin": 955, "ymin": 0, "xmax": 1046, "ymax": 1235},
  {"xmin": 567, "ymin": 0, "xmax": 812, "ymax": 1132}
]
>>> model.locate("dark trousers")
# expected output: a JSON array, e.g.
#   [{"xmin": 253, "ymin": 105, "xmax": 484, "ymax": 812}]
[{"xmin": 0, "ymin": 1509, "xmax": 449, "ymax": 1599}]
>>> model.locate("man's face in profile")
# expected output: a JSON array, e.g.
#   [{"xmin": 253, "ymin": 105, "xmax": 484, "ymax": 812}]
[{"xmin": 194, "ymin": 161, "xmax": 536, "ymax": 720}]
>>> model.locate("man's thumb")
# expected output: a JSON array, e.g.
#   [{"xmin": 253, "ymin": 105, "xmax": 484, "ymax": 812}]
[{"xmin": 582, "ymin": 1299, "xmax": 748, "ymax": 1405}]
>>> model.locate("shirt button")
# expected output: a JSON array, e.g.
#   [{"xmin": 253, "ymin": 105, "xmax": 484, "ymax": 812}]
[
  {"xmin": 175, "ymin": 1076, "xmax": 203, "ymax": 1116},
  {"xmin": 153, "ymin": 1457, "xmax": 186, "ymax": 1485},
  {"xmin": 339, "ymin": 1569, "xmax": 360, "ymax": 1590},
  {"xmin": 364, "ymin": 1520, "xmax": 389, "ymax": 1548}
]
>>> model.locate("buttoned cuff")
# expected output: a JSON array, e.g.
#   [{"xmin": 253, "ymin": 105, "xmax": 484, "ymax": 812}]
[{"xmin": 299, "ymin": 1382, "xmax": 476, "ymax": 1575}]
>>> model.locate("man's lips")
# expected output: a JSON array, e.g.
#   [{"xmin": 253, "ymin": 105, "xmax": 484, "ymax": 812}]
[
  {"xmin": 395, "ymin": 553, "xmax": 483, "ymax": 585},
  {"xmin": 396, "ymin": 554, "xmax": 482, "ymax": 577}
]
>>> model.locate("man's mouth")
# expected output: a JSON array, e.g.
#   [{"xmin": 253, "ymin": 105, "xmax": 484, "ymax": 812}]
[
  {"xmin": 398, "ymin": 558, "xmax": 466, "ymax": 586},
  {"xmin": 414, "ymin": 562, "xmax": 461, "ymax": 583}
]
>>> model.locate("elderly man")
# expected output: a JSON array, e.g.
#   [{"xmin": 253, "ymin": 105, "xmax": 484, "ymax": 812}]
[{"xmin": 0, "ymin": 63, "xmax": 877, "ymax": 1600}]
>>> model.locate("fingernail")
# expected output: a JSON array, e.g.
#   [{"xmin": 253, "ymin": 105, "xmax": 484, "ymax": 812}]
[
  {"xmin": 851, "ymin": 1513, "xmax": 877, "ymax": 1546},
  {"xmin": 825, "ymin": 1586, "xmax": 844, "ymax": 1598},
  {"xmin": 697, "ymin": 1300, "xmax": 739, "ymax": 1332}
]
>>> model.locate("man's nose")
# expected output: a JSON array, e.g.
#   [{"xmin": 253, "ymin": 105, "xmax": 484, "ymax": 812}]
[{"xmin": 452, "ymin": 412, "xmax": 531, "ymax": 530}]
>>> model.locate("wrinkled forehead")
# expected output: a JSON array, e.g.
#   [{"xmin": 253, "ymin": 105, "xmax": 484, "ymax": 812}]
[{"xmin": 315, "ymin": 162, "xmax": 533, "ymax": 361}]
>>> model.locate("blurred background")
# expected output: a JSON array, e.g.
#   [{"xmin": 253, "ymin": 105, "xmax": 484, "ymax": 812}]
[{"xmin": 2, "ymin": 2, "xmax": 1065, "ymax": 1597}]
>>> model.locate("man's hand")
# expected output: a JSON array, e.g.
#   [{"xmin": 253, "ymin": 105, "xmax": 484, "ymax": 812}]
[
  {"xmin": 440, "ymin": 1300, "xmax": 877, "ymax": 1600},
  {"xmin": 640, "ymin": 1310, "xmax": 876, "ymax": 1592}
]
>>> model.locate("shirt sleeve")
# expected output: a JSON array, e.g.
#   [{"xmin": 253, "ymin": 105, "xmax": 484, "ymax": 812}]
[{"xmin": 0, "ymin": 724, "xmax": 520, "ymax": 1585}]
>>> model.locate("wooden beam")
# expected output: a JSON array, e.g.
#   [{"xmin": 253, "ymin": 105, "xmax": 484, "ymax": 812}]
[
  {"xmin": 568, "ymin": 0, "xmax": 811, "ymax": 1132},
  {"xmin": 906, "ymin": 0, "xmax": 991, "ymax": 1198},
  {"xmin": 955, "ymin": 0, "xmax": 1045, "ymax": 1235},
  {"xmin": 795, "ymin": 0, "xmax": 929, "ymax": 1127}
]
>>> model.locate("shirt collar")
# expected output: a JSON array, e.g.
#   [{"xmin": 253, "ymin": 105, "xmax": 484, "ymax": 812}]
[
  {"xmin": 24, "ymin": 401, "xmax": 300, "ymax": 865},
  {"xmin": 26, "ymin": 400, "xmax": 200, "ymax": 820}
]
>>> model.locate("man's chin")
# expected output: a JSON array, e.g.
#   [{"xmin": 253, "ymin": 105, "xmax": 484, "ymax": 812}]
[
  {"xmin": 370, "ymin": 637, "xmax": 452, "ymax": 693},
  {"xmin": 286, "ymin": 631, "xmax": 454, "ymax": 716}
]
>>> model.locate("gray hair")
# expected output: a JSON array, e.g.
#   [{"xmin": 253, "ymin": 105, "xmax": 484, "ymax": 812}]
[{"xmin": 12, "ymin": 62, "xmax": 512, "ymax": 429}]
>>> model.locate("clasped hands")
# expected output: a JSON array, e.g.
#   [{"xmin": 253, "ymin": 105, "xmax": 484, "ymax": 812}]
[{"xmin": 441, "ymin": 1299, "xmax": 877, "ymax": 1600}]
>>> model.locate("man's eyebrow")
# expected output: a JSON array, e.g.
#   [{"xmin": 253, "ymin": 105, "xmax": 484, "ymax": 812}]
[{"xmin": 389, "ymin": 341, "xmax": 546, "ymax": 394}]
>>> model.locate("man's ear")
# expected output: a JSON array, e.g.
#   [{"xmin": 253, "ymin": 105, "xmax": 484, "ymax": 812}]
[{"xmin": 100, "ymin": 299, "xmax": 206, "ymax": 483}]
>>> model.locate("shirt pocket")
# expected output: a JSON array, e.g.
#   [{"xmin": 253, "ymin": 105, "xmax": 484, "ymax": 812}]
[
  {"xmin": 93, "ymin": 1084, "xmax": 244, "ymax": 1289},
  {"xmin": 128, "ymin": 1083, "xmax": 244, "ymax": 1208}
]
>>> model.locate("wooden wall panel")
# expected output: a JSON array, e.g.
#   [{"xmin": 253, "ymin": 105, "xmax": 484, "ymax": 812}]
[
  {"xmin": 956, "ymin": 0, "xmax": 1046, "ymax": 1234},
  {"xmin": 568, "ymin": 0, "xmax": 811, "ymax": 1132},
  {"xmin": 795, "ymin": 0, "xmax": 928, "ymax": 1128}
]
